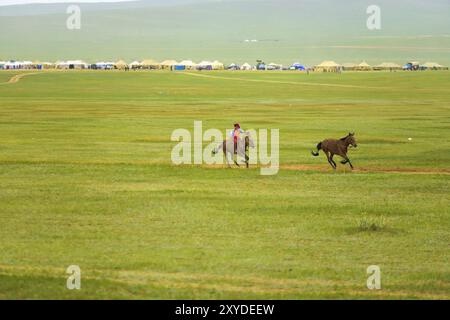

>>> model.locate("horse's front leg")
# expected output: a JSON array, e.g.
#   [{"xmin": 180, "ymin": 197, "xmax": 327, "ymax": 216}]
[
  {"xmin": 341, "ymin": 155, "xmax": 354, "ymax": 169},
  {"xmin": 347, "ymin": 158, "xmax": 354, "ymax": 169}
]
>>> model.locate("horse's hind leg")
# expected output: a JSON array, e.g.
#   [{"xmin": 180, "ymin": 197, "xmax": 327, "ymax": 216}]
[
  {"xmin": 328, "ymin": 159, "xmax": 336, "ymax": 170},
  {"xmin": 330, "ymin": 154, "xmax": 337, "ymax": 168},
  {"xmin": 325, "ymin": 152, "xmax": 336, "ymax": 170},
  {"xmin": 224, "ymin": 150, "xmax": 232, "ymax": 168}
]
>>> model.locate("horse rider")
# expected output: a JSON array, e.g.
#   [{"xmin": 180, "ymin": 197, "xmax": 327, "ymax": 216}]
[{"xmin": 230, "ymin": 123, "xmax": 244, "ymax": 153}]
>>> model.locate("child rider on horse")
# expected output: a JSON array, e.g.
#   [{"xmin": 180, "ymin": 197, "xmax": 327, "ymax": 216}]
[{"xmin": 230, "ymin": 123, "xmax": 244, "ymax": 153}]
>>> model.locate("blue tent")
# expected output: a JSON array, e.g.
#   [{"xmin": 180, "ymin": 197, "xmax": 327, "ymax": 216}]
[
  {"xmin": 291, "ymin": 63, "xmax": 306, "ymax": 70},
  {"xmin": 256, "ymin": 63, "xmax": 266, "ymax": 70},
  {"xmin": 174, "ymin": 65, "xmax": 186, "ymax": 71}
]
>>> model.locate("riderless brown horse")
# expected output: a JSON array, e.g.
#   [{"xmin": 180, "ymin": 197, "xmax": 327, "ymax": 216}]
[{"xmin": 312, "ymin": 133, "xmax": 357, "ymax": 169}]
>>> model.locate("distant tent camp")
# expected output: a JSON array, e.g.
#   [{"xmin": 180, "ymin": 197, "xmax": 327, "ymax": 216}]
[
  {"xmin": 211, "ymin": 60, "xmax": 224, "ymax": 70},
  {"xmin": 227, "ymin": 63, "xmax": 240, "ymax": 70},
  {"xmin": 197, "ymin": 61, "xmax": 213, "ymax": 70},
  {"xmin": 4, "ymin": 61, "xmax": 19, "ymax": 69},
  {"xmin": 342, "ymin": 63, "xmax": 357, "ymax": 71},
  {"xmin": 404, "ymin": 61, "xmax": 420, "ymax": 71},
  {"xmin": 196, "ymin": 60, "xmax": 223, "ymax": 70},
  {"xmin": 160, "ymin": 60, "xmax": 178, "ymax": 70},
  {"xmin": 241, "ymin": 63, "xmax": 252, "ymax": 70},
  {"xmin": 1, "ymin": 60, "xmax": 50, "ymax": 70},
  {"xmin": 114, "ymin": 60, "xmax": 128, "ymax": 70},
  {"xmin": 141, "ymin": 59, "xmax": 160, "ymax": 70},
  {"xmin": 4, "ymin": 61, "xmax": 33, "ymax": 69},
  {"xmin": 31, "ymin": 61, "xmax": 53, "ymax": 70},
  {"xmin": 267, "ymin": 63, "xmax": 282, "ymax": 70},
  {"xmin": 22, "ymin": 61, "xmax": 33, "ymax": 69},
  {"xmin": 315, "ymin": 61, "xmax": 341, "ymax": 72},
  {"xmin": 356, "ymin": 61, "xmax": 372, "ymax": 71},
  {"xmin": 421, "ymin": 62, "xmax": 447, "ymax": 70},
  {"xmin": 56, "ymin": 60, "xmax": 87, "ymax": 69},
  {"xmin": 177, "ymin": 60, "xmax": 196, "ymax": 70},
  {"xmin": 94, "ymin": 61, "xmax": 115, "ymax": 70},
  {"xmin": 129, "ymin": 61, "xmax": 142, "ymax": 70},
  {"xmin": 290, "ymin": 63, "xmax": 305, "ymax": 71},
  {"xmin": 32, "ymin": 61, "xmax": 42, "ymax": 69},
  {"xmin": 41, "ymin": 62, "xmax": 54, "ymax": 69},
  {"xmin": 374, "ymin": 62, "xmax": 402, "ymax": 71}
]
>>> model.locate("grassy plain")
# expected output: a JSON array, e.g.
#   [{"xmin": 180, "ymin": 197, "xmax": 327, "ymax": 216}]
[{"xmin": 0, "ymin": 70, "xmax": 448, "ymax": 299}]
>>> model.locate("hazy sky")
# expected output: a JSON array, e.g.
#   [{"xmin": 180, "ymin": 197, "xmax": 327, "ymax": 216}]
[{"xmin": 0, "ymin": 0, "xmax": 138, "ymax": 6}]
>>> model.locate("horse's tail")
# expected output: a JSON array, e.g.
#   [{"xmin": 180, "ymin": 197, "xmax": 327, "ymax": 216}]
[
  {"xmin": 212, "ymin": 142, "xmax": 224, "ymax": 155},
  {"xmin": 311, "ymin": 142, "xmax": 322, "ymax": 156}
]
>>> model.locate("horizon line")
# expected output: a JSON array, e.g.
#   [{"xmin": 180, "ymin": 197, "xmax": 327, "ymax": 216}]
[{"xmin": 0, "ymin": 0, "xmax": 138, "ymax": 7}]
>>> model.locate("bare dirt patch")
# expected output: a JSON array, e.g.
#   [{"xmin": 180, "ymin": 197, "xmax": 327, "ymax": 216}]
[
  {"xmin": 0, "ymin": 72, "xmax": 47, "ymax": 85},
  {"xmin": 282, "ymin": 164, "xmax": 450, "ymax": 175},
  {"xmin": 200, "ymin": 163, "xmax": 450, "ymax": 175}
]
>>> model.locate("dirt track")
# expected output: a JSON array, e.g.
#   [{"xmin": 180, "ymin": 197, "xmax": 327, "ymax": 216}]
[
  {"xmin": 203, "ymin": 164, "xmax": 450, "ymax": 175},
  {"xmin": 0, "ymin": 72, "xmax": 47, "ymax": 85},
  {"xmin": 281, "ymin": 164, "xmax": 450, "ymax": 175},
  {"xmin": 180, "ymin": 71, "xmax": 390, "ymax": 90}
]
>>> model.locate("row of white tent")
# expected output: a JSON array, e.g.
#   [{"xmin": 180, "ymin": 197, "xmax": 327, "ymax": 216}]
[
  {"xmin": 0, "ymin": 60, "xmax": 226, "ymax": 70},
  {"xmin": 0, "ymin": 59, "xmax": 447, "ymax": 71},
  {"xmin": 0, "ymin": 60, "xmax": 88, "ymax": 70},
  {"xmin": 0, "ymin": 60, "xmax": 280, "ymax": 71},
  {"xmin": 315, "ymin": 60, "xmax": 448, "ymax": 71},
  {"xmin": 0, "ymin": 60, "xmax": 34, "ymax": 69},
  {"xmin": 127, "ymin": 60, "xmax": 227, "ymax": 70}
]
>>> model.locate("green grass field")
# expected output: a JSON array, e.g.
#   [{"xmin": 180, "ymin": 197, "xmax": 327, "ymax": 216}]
[{"xmin": 0, "ymin": 70, "xmax": 449, "ymax": 299}]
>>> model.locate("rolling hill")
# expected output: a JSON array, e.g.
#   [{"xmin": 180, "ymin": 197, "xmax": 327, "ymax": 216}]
[{"xmin": 1, "ymin": 0, "xmax": 449, "ymax": 65}]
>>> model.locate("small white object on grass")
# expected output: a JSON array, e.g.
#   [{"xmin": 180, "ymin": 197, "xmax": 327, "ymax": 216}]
[{"xmin": 408, "ymin": 138, "xmax": 412, "ymax": 141}]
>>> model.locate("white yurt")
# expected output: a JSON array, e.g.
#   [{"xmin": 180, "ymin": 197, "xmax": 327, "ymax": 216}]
[
  {"xmin": 179, "ymin": 60, "xmax": 196, "ymax": 70},
  {"xmin": 211, "ymin": 60, "xmax": 224, "ymax": 70},
  {"xmin": 160, "ymin": 60, "xmax": 178, "ymax": 70},
  {"xmin": 241, "ymin": 62, "xmax": 252, "ymax": 70},
  {"xmin": 129, "ymin": 61, "xmax": 142, "ymax": 69}
]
